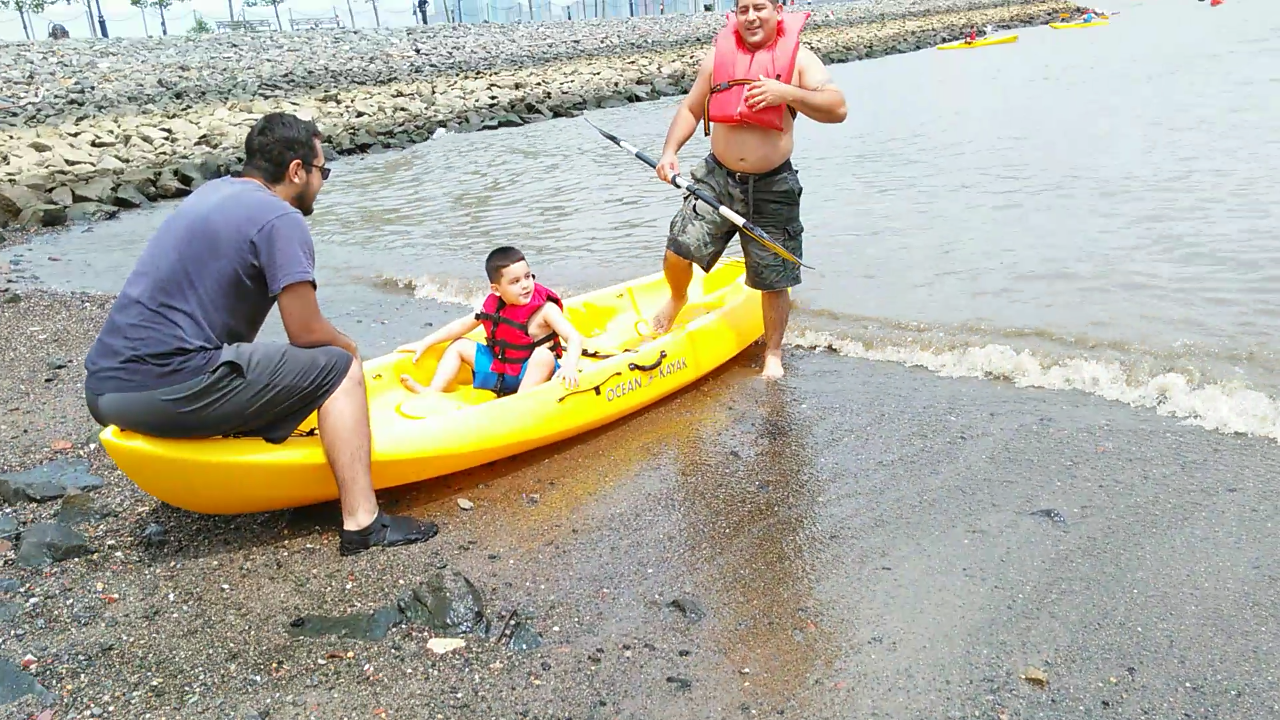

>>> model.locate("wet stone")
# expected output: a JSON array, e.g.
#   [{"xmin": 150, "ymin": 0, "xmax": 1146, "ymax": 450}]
[
  {"xmin": 16, "ymin": 522, "xmax": 93, "ymax": 568},
  {"xmin": 140, "ymin": 522, "xmax": 167, "ymax": 548},
  {"xmin": 44, "ymin": 357, "xmax": 68, "ymax": 371},
  {"xmin": 0, "ymin": 514, "xmax": 16, "ymax": 536},
  {"xmin": 666, "ymin": 675, "xmax": 693, "ymax": 691},
  {"xmin": 398, "ymin": 569, "xmax": 487, "ymax": 636},
  {"xmin": 1029, "ymin": 508, "xmax": 1067, "ymax": 525},
  {"xmin": 0, "ymin": 579, "xmax": 19, "ymax": 593},
  {"xmin": 667, "ymin": 596, "xmax": 707, "ymax": 623},
  {"xmin": 287, "ymin": 604, "xmax": 405, "ymax": 642},
  {"xmin": 56, "ymin": 493, "xmax": 117, "ymax": 526},
  {"xmin": 506, "ymin": 621, "xmax": 542, "ymax": 652},
  {"xmin": 0, "ymin": 459, "xmax": 105, "ymax": 504},
  {"xmin": 0, "ymin": 657, "xmax": 54, "ymax": 705}
]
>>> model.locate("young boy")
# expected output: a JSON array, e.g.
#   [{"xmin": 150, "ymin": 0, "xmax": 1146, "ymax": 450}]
[{"xmin": 397, "ymin": 246, "xmax": 582, "ymax": 396}]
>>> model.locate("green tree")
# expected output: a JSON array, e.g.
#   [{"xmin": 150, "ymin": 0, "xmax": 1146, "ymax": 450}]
[
  {"xmin": 242, "ymin": 0, "xmax": 283, "ymax": 30},
  {"xmin": 188, "ymin": 9, "xmax": 212, "ymax": 32},
  {"xmin": 129, "ymin": 0, "xmax": 184, "ymax": 36}
]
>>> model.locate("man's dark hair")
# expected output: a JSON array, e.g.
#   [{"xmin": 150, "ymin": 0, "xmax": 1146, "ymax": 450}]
[
  {"xmin": 242, "ymin": 112, "xmax": 323, "ymax": 185},
  {"xmin": 485, "ymin": 246, "xmax": 527, "ymax": 283}
]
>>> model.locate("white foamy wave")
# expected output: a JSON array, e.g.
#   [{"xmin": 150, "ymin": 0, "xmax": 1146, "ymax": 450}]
[
  {"xmin": 391, "ymin": 275, "xmax": 487, "ymax": 308},
  {"xmin": 788, "ymin": 331, "xmax": 1280, "ymax": 442}
]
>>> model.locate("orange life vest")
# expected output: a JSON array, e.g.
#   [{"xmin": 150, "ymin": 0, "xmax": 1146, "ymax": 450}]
[
  {"xmin": 474, "ymin": 283, "xmax": 564, "ymax": 380},
  {"xmin": 704, "ymin": 10, "xmax": 810, "ymax": 137}
]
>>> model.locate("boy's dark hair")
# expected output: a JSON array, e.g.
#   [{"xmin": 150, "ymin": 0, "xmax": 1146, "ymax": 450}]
[
  {"xmin": 485, "ymin": 246, "xmax": 527, "ymax": 283},
  {"xmin": 242, "ymin": 112, "xmax": 323, "ymax": 185}
]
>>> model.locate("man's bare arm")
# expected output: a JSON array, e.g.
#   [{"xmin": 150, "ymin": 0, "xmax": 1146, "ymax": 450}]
[
  {"xmin": 787, "ymin": 48, "xmax": 848, "ymax": 124},
  {"xmin": 277, "ymin": 281, "xmax": 358, "ymax": 357},
  {"xmin": 660, "ymin": 47, "xmax": 717, "ymax": 158}
]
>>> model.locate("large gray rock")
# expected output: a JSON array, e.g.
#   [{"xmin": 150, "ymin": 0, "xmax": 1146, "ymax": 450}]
[
  {"xmin": 16, "ymin": 522, "xmax": 92, "ymax": 568},
  {"xmin": 0, "ymin": 185, "xmax": 47, "ymax": 212},
  {"xmin": 66, "ymin": 201, "xmax": 119, "ymax": 223},
  {"xmin": 0, "ymin": 459, "xmax": 105, "ymax": 504},
  {"xmin": 70, "ymin": 176, "xmax": 116, "ymax": 204},
  {"xmin": 16, "ymin": 204, "xmax": 66, "ymax": 229}
]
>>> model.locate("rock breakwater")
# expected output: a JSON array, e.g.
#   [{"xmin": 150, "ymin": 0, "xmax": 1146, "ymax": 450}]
[{"xmin": 0, "ymin": 0, "xmax": 1081, "ymax": 231}]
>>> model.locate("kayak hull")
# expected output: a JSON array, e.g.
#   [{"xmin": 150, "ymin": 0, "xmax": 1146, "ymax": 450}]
[
  {"xmin": 97, "ymin": 260, "xmax": 764, "ymax": 515},
  {"xmin": 1049, "ymin": 20, "xmax": 1110, "ymax": 28},
  {"xmin": 936, "ymin": 33, "xmax": 1019, "ymax": 50}
]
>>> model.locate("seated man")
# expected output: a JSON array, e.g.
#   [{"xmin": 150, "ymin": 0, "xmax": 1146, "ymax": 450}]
[
  {"xmin": 83, "ymin": 112, "xmax": 437, "ymax": 557},
  {"xmin": 397, "ymin": 246, "xmax": 582, "ymax": 396}
]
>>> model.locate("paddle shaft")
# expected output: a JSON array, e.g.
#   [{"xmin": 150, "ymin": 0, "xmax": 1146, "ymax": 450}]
[{"xmin": 584, "ymin": 118, "xmax": 811, "ymax": 269}]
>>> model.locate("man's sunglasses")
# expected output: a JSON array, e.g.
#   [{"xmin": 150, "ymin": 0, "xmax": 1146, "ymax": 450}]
[{"xmin": 303, "ymin": 162, "xmax": 331, "ymax": 181}]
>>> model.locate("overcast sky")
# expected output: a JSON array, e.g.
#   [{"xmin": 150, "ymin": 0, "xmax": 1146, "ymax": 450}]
[{"xmin": 0, "ymin": 0, "xmax": 717, "ymax": 41}]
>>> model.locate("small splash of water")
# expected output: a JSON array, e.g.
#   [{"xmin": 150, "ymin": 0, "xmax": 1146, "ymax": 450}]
[
  {"xmin": 382, "ymin": 273, "xmax": 488, "ymax": 308},
  {"xmin": 788, "ymin": 330, "xmax": 1280, "ymax": 443}
]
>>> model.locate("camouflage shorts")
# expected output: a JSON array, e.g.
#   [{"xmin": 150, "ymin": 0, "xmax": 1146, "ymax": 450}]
[{"xmin": 666, "ymin": 153, "xmax": 804, "ymax": 292}]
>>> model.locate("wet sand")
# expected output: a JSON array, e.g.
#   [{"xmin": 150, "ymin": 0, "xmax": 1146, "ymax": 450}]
[{"xmin": 1, "ymin": 289, "xmax": 1277, "ymax": 719}]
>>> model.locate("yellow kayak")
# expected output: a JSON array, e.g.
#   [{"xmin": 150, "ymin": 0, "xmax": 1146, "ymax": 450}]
[
  {"xmin": 1049, "ymin": 19, "xmax": 1110, "ymax": 28},
  {"xmin": 937, "ymin": 33, "xmax": 1019, "ymax": 50},
  {"xmin": 98, "ymin": 260, "xmax": 764, "ymax": 515}
]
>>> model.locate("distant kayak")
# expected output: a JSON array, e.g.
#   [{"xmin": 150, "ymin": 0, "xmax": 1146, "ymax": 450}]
[
  {"xmin": 937, "ymin": 34, "xmax": 1019, "ymax": 50},
  {"xmin": 1049, "ymin": 19, "xmax": 1110, "ymax": 28}
]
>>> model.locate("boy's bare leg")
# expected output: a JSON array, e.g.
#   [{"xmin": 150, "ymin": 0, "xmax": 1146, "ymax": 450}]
[
  {"xmin": 400, "ymin": 339, "xmax": 476, "ymax": 393},
  {"xmin": 517, "ymin": 347, "xmax": 558, "ymax": 392}
]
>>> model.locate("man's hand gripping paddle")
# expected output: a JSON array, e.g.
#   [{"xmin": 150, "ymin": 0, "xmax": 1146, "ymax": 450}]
[{"xmin": 584, "ymin": 117, "xmax": 812, "ymax": 270}]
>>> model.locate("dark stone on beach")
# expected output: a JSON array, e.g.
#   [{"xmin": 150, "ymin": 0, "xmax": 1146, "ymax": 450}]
[
  {"xmin": 287, "ymin": 604, "xmax": 406, "ymax": 641},
  {"xmin": 0, "ymin": 514, "xmax": 17, "ymax": 536},
  {"xmin": 0, "ymin": 578, "xmax": 20, "ymax": 593},
  {"xmin": 153, "ymin": 169, "xmax": 189, "ymax": 199},
  {"xmin": 17, "ymin": 204, "xmax": 66, "ymax": 229},
  {"xmin": 16, "ymin": 522, "xmax": 93, "ymax": 568},
  {"xmin": 56, "ymin": 493, "xmax": 116, "ymax": 526},
  {"xmin": 1029, "ymin": 508, "xmax": 1067, "ymax": 525},
  {"xmin": 398, "ymin": 570, "xmax": 487, "ymax": 636},
  {"xmin": 667, "ymin": 596, "xmax": 706, "ymax": 623},
  {"xmin": 112, "ymin": 183, "xmax": 148, "ymax": 208},
  {"xmin": 0, "ymin": 601, "xmax": 21, "ymax": 622},
  {"xmin": 67, "ymin": 201, "xmax": 119, "ymax": 224},
  {"xmin": 0, "ymin": 459, "xmax": 105, "ymax": 503},
  {"xmin": 506, "ymin": 620, "xmax": 543, "ymax": 652},
  {"xmin": 140, "ymin": 522, "xmax": 168, "ymax": 548},
  {"xmin": 666, "ymin": 675, "xmax": 693, "ymax": 691},
  {"xmin": 0, "ymin": 657, "xmax": 54, "ymax": 705}
]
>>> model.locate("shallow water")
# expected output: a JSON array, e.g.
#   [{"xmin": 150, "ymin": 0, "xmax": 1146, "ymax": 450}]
[{"xmin": 8, "ymin": 0, "xmax": 1280, "ymax": 439}]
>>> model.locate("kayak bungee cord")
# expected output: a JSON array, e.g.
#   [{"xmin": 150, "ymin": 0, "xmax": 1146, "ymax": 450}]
[{"xmin": 584, "ymin": 117, "xmax": 813, "ymax": 270}]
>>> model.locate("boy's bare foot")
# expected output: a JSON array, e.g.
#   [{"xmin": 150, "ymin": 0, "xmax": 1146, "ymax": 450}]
[
  {"xmin": 761, "ymin": 350, "xmax": 785, "ymax": 380},
  {"xmin": 400, "ymin": 375, "xmax": 431, "ymax": 394},
  {"xmin": 649, "ymin": 296, "xmax": 687, "ymax": 335}
]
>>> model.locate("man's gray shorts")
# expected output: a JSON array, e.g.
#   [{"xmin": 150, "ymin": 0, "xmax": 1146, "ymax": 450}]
[{"xmin": 86, "ymin": 343, "xmax": 353, "ymax": 445}]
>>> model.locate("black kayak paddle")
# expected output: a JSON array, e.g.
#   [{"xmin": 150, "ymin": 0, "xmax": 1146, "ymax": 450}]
[{"xmin": 584, "ymin": 117, "xmax": 812, "ymax": 270}]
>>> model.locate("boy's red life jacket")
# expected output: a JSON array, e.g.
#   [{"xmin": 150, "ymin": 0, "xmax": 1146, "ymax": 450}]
[
  {"xmin": 474, "ymin": 283, "xmax": 564, "ymax": 378},
  {"xmin": 703, "ymin": 10, "xmax": 811, "ymax": 137}
]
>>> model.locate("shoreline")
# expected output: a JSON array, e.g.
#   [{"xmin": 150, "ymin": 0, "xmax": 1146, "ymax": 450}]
[
  {"xmin": 1, "ymin": 286, "xmax": 1276, "ymax": 719},
  {"xmin": 0, "ymin": 0, "xmax": 1083, "ymax": 234}
]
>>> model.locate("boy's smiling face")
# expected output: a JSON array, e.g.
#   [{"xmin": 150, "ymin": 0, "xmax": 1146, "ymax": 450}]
[{"xmin": 492, "ymin": 260, "xmax": 536, "ymax": 306}]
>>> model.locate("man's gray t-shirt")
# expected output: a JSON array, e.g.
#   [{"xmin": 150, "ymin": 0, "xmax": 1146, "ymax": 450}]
[{"xmin": 84, "ymin": 177, "xmax": 316, "ymax": 396}]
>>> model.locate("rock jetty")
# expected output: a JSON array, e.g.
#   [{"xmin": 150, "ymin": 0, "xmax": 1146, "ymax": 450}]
[{"xmin": 0, "ymin": 0, "xmax": 1082, "ymax": 230}]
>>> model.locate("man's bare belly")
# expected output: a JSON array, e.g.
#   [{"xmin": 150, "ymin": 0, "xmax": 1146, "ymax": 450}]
[{"xmin": 709, "ymin": 121, "xmax": 795, "ymax": 174}]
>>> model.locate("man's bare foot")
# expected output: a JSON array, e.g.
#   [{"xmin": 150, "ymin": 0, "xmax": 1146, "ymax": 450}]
[
  {"xmin": 761, "ymin": 351, "xmax": 785, "ymax": 380},
  {"xmin": 649, "ymin": 296, "xmax": 688, "ymax": 335},
  {"xmin": 400, "ymin": 375, "xmax": 431, "ymax": 394}
]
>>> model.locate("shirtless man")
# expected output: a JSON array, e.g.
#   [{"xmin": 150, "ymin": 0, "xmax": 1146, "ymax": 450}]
[{"xmin": 650, "ymin": 0, "xmax": 847, "ymax": 379}]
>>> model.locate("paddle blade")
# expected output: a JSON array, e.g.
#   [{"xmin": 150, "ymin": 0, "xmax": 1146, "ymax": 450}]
[{"xmin": 741, "ymin": 221, "xmax": 811, "ymax": 269}]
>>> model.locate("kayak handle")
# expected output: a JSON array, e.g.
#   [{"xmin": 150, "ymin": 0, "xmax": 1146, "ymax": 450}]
[
  {"xmin": 627, "ymin": 350, "xmax": 668, "ymax": 373},
  {"xmin": 556, "ymin": 371, "xmax": 622, "ymax": 404}
]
